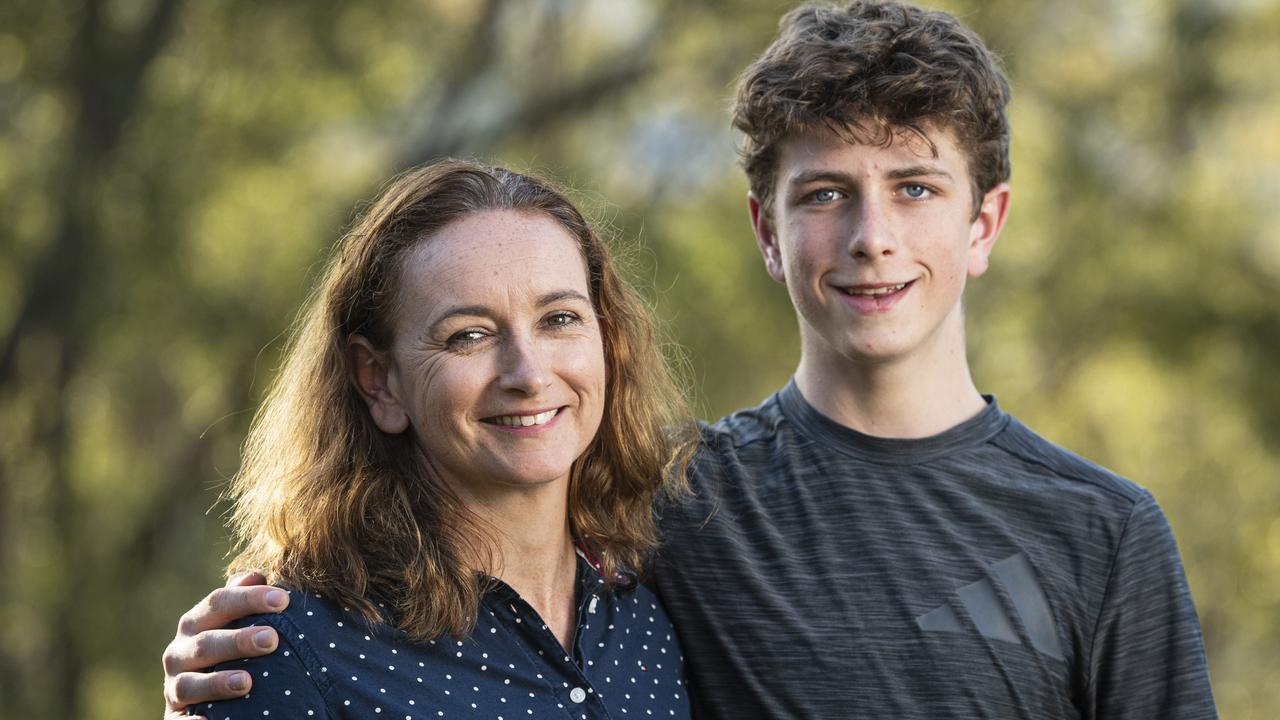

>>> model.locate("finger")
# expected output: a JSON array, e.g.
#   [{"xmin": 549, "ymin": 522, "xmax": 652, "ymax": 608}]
[
  {"xmin": 164, "ymin": 626, "xmax": 279, "ymax": 675},
  {"xmin": 177, "ymin": 585, "xmax": 289, "ymax": 637},
  {"xmin": 225, "ymin": 570, "xmax": 269, "ymax": 587},
  {"xmin": 168, "ymin": 668, "xmax": 254, "ymax": 708}
]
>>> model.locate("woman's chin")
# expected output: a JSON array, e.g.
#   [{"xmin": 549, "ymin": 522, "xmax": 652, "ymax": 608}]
[{"xmin": 457, "ymin": 463, "xmax": 574, "ymax": 495}]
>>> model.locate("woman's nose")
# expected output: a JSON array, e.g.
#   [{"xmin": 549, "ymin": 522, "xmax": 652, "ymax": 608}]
[{"xmin": 497, "ymin": 335, "xmax": 551, "ymax": 395}]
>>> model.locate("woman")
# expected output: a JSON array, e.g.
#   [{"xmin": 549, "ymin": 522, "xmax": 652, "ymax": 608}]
[{"xmin": 191, "ymin": 160, "xmax": 694, "ymax": 719}]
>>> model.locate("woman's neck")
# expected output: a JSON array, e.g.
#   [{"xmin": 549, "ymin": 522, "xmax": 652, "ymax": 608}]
[{"xmin": 453, "ymin": 478, "xmax": 580, "ymax": 650}]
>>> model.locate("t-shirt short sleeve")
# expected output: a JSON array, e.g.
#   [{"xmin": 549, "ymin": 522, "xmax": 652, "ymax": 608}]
[{"xmin": 1087, "ymin": 492, "xmax": 1217, "ymax": 718}]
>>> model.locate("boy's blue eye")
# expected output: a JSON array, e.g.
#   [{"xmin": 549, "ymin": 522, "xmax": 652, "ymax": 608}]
[
  {"xmin": 813, "ymin": 188, "xmax": 843, "ymax": 203},
  {"xmin": 903, "ymin": 184, "xmax": 930, "ymax": 199}
]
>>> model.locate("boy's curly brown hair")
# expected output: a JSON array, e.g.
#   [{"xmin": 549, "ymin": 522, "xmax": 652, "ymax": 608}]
[{"xmin": 732, "ymin": 0, "xmax": 1011, "ymax": 219}]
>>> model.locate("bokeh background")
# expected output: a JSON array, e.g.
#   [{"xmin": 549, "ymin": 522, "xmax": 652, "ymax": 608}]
[{"xmin": 1, "ymin": 0, "xmax": 1277, "ymax": 717}]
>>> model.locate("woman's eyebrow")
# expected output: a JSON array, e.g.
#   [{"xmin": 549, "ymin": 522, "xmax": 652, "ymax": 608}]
[
  {"xmin": 431, "ymin": 304, "xmax": 491, "ymax": 326},
  {"xmin": 536, "ymin": 290, "xmax": 591, "ymax": 307},
  {"xmin": 427, "ymin": 290, "xmax": 591, "ymax": 331}
]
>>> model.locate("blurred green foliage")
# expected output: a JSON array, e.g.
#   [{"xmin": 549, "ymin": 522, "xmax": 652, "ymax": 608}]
[{"xmin": 0, "ymin": 0, "xmax": 1277, "ymax": 717}]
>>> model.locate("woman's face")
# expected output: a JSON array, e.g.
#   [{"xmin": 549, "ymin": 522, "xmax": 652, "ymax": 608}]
[{"xmin": 364, "ymin": 209, "xmax": 606, "ymax": 496}]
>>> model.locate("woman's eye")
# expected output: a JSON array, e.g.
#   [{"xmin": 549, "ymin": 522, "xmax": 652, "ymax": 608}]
[
  {"xmin": 446, "ymin": 330, "xmax": 487, "ymax": 348},
  {"xmin": 545, "ymin": 311, "xmax": 582, "ymax": 328},
  {"xmin": 902, "ymin": 183, "xmax": 932, "ymax": 199},
  {"xmin": 812, "ymin": 188, "xmax": 844, "ymax": 204}
]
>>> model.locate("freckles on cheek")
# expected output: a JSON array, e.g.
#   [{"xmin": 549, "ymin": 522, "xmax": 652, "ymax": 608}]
[
  {"xmin": 786, "ymin": 253, "xmax": 821, "ymax": 296},
  {"xmin": 582, "ymin": 352, "xmax": 608, "ymax": 392}
]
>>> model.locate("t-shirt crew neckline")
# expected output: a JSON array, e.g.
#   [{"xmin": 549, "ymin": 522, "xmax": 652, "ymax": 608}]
[{"xmin": 777, "ymin": 379, "xmax": 1010, "ymax": 466}]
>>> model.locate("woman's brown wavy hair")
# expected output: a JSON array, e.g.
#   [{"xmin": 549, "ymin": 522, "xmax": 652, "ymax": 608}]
[
  {"xmin": 732, "ymin": 0, "xmax": 1011, "ymax": 220},
  {"xmin": 224, "ymin": 159, "xmax": 695, "ymax": 641}
]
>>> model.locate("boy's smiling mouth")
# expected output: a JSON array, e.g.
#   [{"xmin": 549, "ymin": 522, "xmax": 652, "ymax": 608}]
[
  {"xmin": 833, "ymin": 280, "xmax": 915, "ymax": 312},
  {"xmin": 839, "ymin": 281, "xmax": 913, "ymax": 297}
]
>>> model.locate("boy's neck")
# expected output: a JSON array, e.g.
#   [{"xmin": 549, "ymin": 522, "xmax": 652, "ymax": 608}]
[{"xmin": 794, "ymin": 328, "xmax": 987, "ymax": 440}]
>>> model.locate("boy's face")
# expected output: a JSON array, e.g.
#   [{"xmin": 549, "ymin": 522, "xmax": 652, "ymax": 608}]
[{"xmin": 749, "ymin": 123, "xmax": 1009, "ymax": 371}]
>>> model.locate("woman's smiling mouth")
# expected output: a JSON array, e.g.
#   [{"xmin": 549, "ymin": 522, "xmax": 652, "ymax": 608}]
[{"xmin": 482, "ymin": 408, "xmax": 562, "ymax": 428}]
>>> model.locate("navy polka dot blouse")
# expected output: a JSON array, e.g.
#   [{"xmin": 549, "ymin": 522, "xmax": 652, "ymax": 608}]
[{"xmin": 197, "ymin": 553, "xmax": 690, "ymax": 719}]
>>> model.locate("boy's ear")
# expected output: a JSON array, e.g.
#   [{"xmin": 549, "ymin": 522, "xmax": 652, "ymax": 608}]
[
  {"xmin": 347, "ymin": 335, "xmax": 410, "ymax": 434},
  {"xmin": 748, "ymin": 193, "xmax": 787, "ymax": 285},
  {"xmin": 967, "ymin": 182, "xmax": 1011, "ymax": 278}
]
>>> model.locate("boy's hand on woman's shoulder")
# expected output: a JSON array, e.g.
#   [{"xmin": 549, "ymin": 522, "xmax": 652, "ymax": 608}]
[{"xmin": 162, "ymin": 571, "xmax": 287, "ymax": 720}]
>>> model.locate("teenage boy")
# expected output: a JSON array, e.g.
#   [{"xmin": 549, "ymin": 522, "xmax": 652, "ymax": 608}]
[{"xmin": 164, "ymin": 2, "xmax": 1217, "ymax": 718}]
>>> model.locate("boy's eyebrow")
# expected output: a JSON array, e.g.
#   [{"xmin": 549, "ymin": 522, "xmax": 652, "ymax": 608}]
[
  {"xmin": 786, "ymin": 165, "xmax": 957, "ymax": 187},
  {"xmin": 885, "ymin": 165, "xmax": 957, "ymax": 183},
  {"xmin": 786, "ymin": 169, "xmax": 857, "ymax": 187}
]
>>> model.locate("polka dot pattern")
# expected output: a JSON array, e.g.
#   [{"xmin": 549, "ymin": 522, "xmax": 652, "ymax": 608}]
[{"xmin": 199, "ymin": 555, "xmax": 688, "ymax": 719}]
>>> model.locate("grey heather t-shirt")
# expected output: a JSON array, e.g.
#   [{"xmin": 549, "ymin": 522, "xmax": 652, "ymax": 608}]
[{"xmin": 652, "ymin": 381, "xmax": 1216, "ymax": 719}]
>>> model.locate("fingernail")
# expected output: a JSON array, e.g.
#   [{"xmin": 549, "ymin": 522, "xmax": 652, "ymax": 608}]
[
  {"xmin": 228, "ymin": 672, "xmax": 249, "ymax": 692},
  {"xmin": 265, "ymin": 589, "xmax": 287, "ymax": 609},
  {"xmin": 254, "ymin": 629, "xmax": 275, "ymax": 649}
]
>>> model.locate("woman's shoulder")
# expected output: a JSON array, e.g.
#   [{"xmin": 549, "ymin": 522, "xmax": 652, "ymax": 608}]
[
  {"xmin": 223, "ymin": 588, "xmax": 320, "ymax": 626},
  {"xmin": 211, "ymin": 590, "xmax": 409, "ymax": 706},
  {"xmin": 203, "ymin": 592, "xmax": 356, "ymax": 716},
  {"xmin": 224, "ymin": 588, "xmax": 393, "ymax": 647}
]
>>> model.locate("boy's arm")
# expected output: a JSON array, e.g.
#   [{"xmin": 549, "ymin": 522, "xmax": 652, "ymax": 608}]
[
  {"xmin": 1088, "ymin": 492, "xmax": 1218, "ymax": 719},
  {"xmin": 162, "ymin": 572, "xmax": 290, "ymax": 720}
]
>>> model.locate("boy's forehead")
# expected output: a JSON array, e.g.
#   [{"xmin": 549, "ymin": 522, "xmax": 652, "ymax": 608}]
[{"xmin": 776, "ymin": 121, "xmax": 968, "ymax": 177}]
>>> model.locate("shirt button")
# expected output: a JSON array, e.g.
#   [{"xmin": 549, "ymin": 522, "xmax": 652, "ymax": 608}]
[{"xmin": 569, "ymin": 687, "xmax": 587, "ymax": 703}]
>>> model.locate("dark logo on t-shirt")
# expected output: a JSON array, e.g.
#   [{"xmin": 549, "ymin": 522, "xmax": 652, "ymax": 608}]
[{"xmin": 914, "ymin": 553, "xmax": 1064, "ymax": 660}]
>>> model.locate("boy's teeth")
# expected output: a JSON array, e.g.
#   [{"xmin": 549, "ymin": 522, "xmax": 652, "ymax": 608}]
[
  {"xmin": 493, "ymin": 409, "xmax": 558, "ymax": 427},
  {"xmin": 848, "ymin": 283, "xmax": 906, "ymax": 296}
]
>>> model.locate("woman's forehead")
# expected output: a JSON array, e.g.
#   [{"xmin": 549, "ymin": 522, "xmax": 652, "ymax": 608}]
[{"xmin": 395, "ymin": 210, "xmax": 592, "ymax": 318}]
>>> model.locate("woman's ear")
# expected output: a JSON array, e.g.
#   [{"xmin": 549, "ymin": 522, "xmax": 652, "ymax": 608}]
[{"xmin": 347, "ymin": 335, "xmax": 410, "ymax": 434}]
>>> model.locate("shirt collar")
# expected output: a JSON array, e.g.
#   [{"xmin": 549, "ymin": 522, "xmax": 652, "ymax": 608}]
[{"xmin": 777, "ymin": 378, "xmax": 1009, "ymax": 465}]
